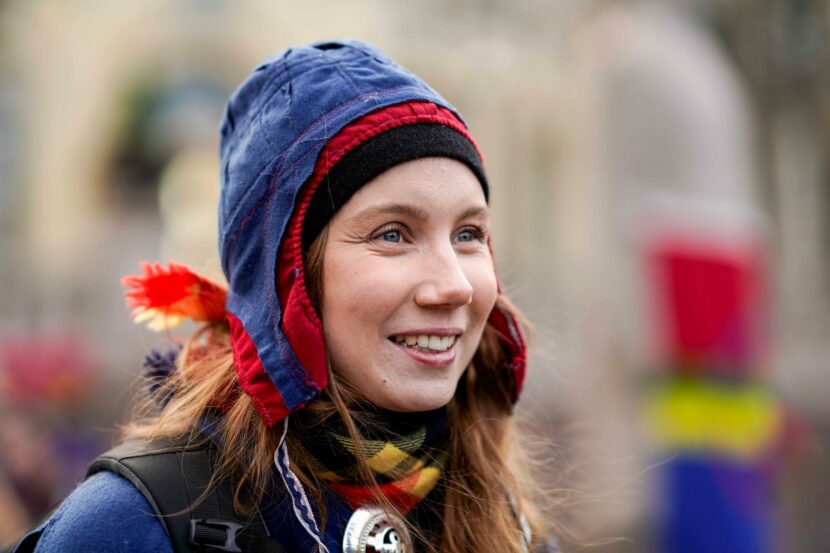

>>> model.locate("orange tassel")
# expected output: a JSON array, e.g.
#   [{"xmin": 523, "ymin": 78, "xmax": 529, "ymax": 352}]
[{"xmin": 121, "ymin": 261, "xmax": 228, "ymax": 331}]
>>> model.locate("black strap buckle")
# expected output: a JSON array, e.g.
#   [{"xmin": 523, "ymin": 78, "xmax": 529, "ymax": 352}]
[{"xmin": 189, "ymin": 518, "xmax": 244, "ymax": 552}]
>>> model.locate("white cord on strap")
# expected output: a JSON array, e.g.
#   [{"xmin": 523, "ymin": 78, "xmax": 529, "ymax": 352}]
[{"xmin": 273, "ymin": 416, "xmax": 331, "ymax": 553}]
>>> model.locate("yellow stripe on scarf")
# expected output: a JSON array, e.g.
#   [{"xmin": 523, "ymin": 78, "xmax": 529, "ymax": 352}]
[
  {"xmin": 368, "ymin": 443, "xmax": 410, "ymax": 474},
  {"xmin": 410, "ymin": 466, "xmax": 441, "ymax": 499}
]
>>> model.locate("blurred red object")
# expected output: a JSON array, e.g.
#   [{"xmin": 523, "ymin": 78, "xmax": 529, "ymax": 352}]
[
  {"xmin": 0, "ymin": 334, "xmax": 98, "ymax": 404},
  {"xmin": 646, "ymin": 231, "xmax": 768, "ymax": 376}
]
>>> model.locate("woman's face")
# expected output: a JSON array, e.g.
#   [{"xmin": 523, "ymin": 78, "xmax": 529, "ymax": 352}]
[{"xmin": 320, "ymin": 157, "xmax": 498, "ymax": 412}]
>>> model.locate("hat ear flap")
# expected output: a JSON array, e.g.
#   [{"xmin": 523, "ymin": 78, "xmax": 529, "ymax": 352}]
[
  {"xmin": 484, "ymin": 237, "xmax": 528, "ymax": 402},
  {"xmin": 486, "ymin": 297, "xmax": 528, "ymax": 402},
  {"xmin": 227, "ymin": 312, "xmax": 292, "ymax": 427}
]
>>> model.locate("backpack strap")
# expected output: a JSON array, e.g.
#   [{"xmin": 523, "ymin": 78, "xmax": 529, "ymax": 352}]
[{"xmin": 86, "ymin": 438, "xmax": 285, "ymax": 553}]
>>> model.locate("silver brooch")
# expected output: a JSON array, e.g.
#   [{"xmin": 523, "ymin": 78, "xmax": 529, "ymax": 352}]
[{"xmin": 342, "ymin": 505, "xmax": 413, "ymax": 553}]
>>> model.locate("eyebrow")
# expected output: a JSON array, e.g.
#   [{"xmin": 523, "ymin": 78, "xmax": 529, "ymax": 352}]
[{"xmin": 351, "ymin": 203, "xmax": 488, "ymax": 222}]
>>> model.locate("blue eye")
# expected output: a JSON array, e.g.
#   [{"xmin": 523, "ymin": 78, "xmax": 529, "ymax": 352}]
[
  {"xmin": 370, "ymin": 223, "xmax": 408, "ymax": 245},
  {"xmin": 380, "ymin": 230, "xmax": 402, "ymax": 243},
  {"xmin": 457, "ymin": 230, "xmax": 474, "ymax": 242},
  {"xmin": 456, "ymin": 228, "xmax": 482, "ymax": 242}
]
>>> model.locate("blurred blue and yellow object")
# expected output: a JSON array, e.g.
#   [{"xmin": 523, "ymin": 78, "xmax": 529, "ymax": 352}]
[{"xmin": 645, "ymin": 378, "xmax": 782, "ymax": 461}]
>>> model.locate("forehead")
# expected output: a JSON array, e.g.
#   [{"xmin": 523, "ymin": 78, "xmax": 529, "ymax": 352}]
[{"xmin": 336, "ymin": 157, "xmax": 488, "ymax": 218}]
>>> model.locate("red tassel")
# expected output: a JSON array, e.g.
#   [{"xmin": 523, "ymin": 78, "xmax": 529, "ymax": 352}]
[{"xmin": 121, "ymin": 261, "xmax": 228, "ymax": 331}]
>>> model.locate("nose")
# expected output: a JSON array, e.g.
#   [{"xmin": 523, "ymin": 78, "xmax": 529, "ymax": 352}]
[{"xmin": 414, "ymin": 246, "xmax": 474, "ymax": 308}]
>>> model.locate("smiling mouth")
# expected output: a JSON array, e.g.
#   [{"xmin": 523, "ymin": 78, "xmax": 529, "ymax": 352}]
[{"xmin": 388, "ymin": 334, "xmax": 456, "ymax": 353}]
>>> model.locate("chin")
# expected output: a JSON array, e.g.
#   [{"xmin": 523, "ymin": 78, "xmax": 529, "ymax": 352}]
[{"xmin": 378, "ymin": 387, "xmax": 456, "ymax": 413}]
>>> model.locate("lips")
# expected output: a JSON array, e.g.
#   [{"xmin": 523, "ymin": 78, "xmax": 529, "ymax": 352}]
[
  {"xmin": 391, "ymin": 339, "xmax": 457, "ymax": 367},
  {"xmin": 387, "ymin": 329, "xmax": 460, "ymax": 367}
]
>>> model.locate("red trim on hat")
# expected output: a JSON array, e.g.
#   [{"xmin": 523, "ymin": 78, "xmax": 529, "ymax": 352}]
[
  {"xmin": 227, "ymin": 312, "xmax": 290, "ymax": 426},
  {"xmin": 486, "ymin": 236, "xmax": 527, "ymax": 399},
  {"xmin": 275, "ymin": 101, "xmax": 479, "ymax": 399},
  {"xmin": 488, "ymin": 304, "xmax": 527, "ymax": 401}
]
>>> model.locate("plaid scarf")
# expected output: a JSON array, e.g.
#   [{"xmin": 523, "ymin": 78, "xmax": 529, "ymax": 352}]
[{"xmin": 294, "ymin": 406, "xmax": 448, "ymax": 514}]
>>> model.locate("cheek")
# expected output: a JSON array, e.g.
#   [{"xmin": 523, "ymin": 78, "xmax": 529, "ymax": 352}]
[
  {"xmin": 319, "ymin": 253, "xmax": 409, "ymax": 370},
  {"xmin": 320, "ymin": 261, "xmax": 375, "ymax": 382},
  {"xmin": 322, "ymin": 255, "xmax": 407, "ymax": 323},
  {"xmin": 467, "ymin": 259, "xmax": 499, "ymax": 326}
]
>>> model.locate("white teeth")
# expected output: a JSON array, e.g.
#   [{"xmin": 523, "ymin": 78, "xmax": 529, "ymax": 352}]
[{"xmin": 393, "ymin": 334, "xmax": 458, "ymax": 352}]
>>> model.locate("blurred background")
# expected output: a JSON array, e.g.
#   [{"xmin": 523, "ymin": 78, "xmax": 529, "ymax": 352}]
[{"xmin": 0, "ymin": 0, "xmax": 828, "ymax": 551}]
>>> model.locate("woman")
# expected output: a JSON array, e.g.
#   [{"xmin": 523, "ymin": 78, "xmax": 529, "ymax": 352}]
[{"xmin": 17, "ymin": 40, "xmax": 556, "ymax": 553}]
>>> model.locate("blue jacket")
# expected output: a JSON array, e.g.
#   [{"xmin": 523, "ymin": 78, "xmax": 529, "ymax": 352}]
[
  {"xmin": 21, "ymin": 470, "xmax": 359, "ymax": 552},
  {"xmin": 24, "ymin": 473, "xmax": 172, "ymax": 553}
]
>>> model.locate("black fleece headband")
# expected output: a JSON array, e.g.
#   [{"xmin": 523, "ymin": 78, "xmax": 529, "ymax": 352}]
[{"xmin": 301, "ymin": 123, "xmax": 488, "ymax": 253}]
